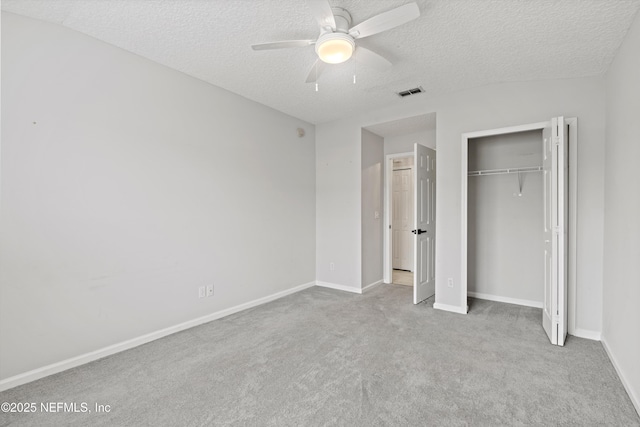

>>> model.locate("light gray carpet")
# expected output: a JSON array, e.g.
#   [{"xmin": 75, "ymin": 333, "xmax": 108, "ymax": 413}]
[{"xmin": 1, "ymin": 284, "xmax": 638, "ymax": 426}]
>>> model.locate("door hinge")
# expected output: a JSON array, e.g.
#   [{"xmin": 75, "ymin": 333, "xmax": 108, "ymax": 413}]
[
  {"xmin": 553, "ymin": 136, "xmax": 560, "ymax": 146},
  {"xmin": 553, "ymin": 226, "xmax": 562, "ymax": 234}
]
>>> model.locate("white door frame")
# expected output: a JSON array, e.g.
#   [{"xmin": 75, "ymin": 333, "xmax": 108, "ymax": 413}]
[
  {"xmin": 384, "ymin": 152, "xmax": 414, "ymax": 284},
  {"xmin": 460, "ymin": 118, "xmax": 578, "ymax": 334}
]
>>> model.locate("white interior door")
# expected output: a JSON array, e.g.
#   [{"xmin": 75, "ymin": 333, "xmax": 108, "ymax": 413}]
[
  {"xmin": 413, "ymin": 144, "xmax": 436, "ymax": 304},
  {"xmin": 392, "ymin": 168, "xmax": 413, "ymax": 271},
  {"xmin": 542, "ymin": 117, "xmax": 568, "ymax": 346}
]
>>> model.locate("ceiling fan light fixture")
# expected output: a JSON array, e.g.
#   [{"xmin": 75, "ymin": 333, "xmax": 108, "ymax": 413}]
[{"xmin": 316, "ymin": 33, "xmax": 355, "ymax": 64}]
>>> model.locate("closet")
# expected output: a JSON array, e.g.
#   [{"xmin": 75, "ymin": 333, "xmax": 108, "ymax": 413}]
[
  {"xmin": 463, "ymin": 117, "xmax": 572, "ymax": 346},
  {"xmin": 467, "ymin": 130, "xmax": 544, "ymax": 307}
]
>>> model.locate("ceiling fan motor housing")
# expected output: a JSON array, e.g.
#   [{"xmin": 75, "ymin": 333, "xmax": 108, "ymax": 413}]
[{"xmin": 330, "ymin": 7, "xmax": 352, "ymax": 32}]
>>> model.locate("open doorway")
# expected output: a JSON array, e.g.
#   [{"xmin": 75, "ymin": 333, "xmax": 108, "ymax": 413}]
[
  {"xmin": 384, "ymin": 148, "xmax": 436, "ymax": 303},
  {"xmin": 363, "ymin": 113, "xmax": 437, "ymax": 304},
  {"xmin": 391, "ymin": 155, "xmax": 414, "ymax": 286}
]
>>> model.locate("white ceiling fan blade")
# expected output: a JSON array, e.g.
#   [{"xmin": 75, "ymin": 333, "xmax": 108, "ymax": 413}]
[
  {"xmin": 355, "ymin": 47, "xmax": 392, "ymax": 71},
  {"xmin": 251, "ymin": 40, "xmax": 314, "ymax": 50},
  {"xmin": 305, "ymin": 59, "xmax": 327, "ymax": 83},
  {"xmin": 306, "ymin": 0, "xmax": 336, "ymax": 30},
  {"xmin": 348, "ymin": 3, "xmax": 420, "ymax": 39}
]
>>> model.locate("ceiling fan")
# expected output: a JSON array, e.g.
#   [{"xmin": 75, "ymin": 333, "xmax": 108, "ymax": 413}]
[{"xmin": 251, "ymin": 1, "xmax": 420, "ymax": 84}]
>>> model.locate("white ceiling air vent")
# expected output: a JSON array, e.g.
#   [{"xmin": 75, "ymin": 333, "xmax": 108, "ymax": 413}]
[{"xmin": 397, "ymin": 86, "xmax": 424, "ymax": 97}]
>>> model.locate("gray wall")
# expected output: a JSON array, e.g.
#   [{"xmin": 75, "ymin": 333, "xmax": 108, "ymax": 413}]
[
  {"xmin": 361, "ymin": 129, "xmax": 384, "ymax": 288},
  {"xmin": 603, "ymin": 10, "xmax": 640, "ymax": 413},
  {"xmin": 384, "ymin": 129, "xmax": 436, "ymax": 155},
  {"xmin": 467, "ymin": 131, "xmax": 544, "ymax": 305},
  {"xmin": 316, "ymin": 76, "xmax": 605, "ymax": 336},
  {"xmin": 0, "ymin": 13, "xmax": 316, "ymax": 380},
  {"xmin": 316, "ymin": 118, "xmax": 361, "ymax": 288}
]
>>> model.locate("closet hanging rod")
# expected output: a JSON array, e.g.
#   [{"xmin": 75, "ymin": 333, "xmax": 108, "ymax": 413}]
[{"xmin": 468, "ymin": 166, "xmax": 542, "ymax": 177}]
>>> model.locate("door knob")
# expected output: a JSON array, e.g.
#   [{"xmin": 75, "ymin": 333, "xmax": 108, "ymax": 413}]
[{"xmin": 412, "ymin": 229, "xmax": 427, "ymax": 234}]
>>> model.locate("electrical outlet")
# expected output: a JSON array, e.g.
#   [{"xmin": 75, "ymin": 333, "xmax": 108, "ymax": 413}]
[
  {"xmin": 206, "ymin": 285, "xmax": 214, "ymax": 297},
  {"xmin": 330, "ymin": 262, "xmax": 335, "ymax": 271},
  {"xmin": 447, "ymin": 278, "xmax": 454, "ymax": 288},
  {"xmin": 198, "ymin": 286, "xmax": 206, "ymax": 298}
]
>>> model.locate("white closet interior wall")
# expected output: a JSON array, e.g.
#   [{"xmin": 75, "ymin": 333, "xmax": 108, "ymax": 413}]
[{"xmin": 468, "ymin": 130, "xmax": 544, "ymax": 306}]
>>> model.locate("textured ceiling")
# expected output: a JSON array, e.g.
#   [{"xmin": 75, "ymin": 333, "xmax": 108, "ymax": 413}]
[{"xmin": 3, "ymin": 0, "xmax": 639, "ymax": 124}]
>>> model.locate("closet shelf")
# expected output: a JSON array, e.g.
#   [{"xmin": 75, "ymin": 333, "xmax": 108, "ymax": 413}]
[{"xmin": 468, "ymin": 166, "xmax": 542, "ymax": 176}]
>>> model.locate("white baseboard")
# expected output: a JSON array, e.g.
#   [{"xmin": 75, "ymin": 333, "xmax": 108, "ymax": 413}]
[
  {"xmin": 601, "ymin": 337, "xmax": 640, "ymax": 416},
  {"xmin": 0, "ymin": 281, "xmax": 316, "ymax": 392},
  {"xmin": 433, "ymin": 302, "xmax": 468, "ymax": 314},
  {"xmin": 468, "ymin": 291, "xmax": 543, "ymax": 309},
  {"xmin": 315, "ymin": 281, "xmax": 362, "ymax": 294},
  {"xmin": 362, "ymin": 280, "xmax": 384, "ymax": 293},
  {"xmin": 571, "ymin": 328, "xmax": 601, "ymax": 341},
  {"xmin": 316, "ymin": 280, "xmax": 382, "ymax": 294}
]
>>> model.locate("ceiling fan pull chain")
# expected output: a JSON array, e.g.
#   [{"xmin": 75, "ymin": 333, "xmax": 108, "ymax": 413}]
[{"xmin": 353, "ymin": 49, "xmax": 357, "ymax": 84}]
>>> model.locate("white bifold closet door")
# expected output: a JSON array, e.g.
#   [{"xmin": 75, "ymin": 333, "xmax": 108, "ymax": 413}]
[{"xmin": 542, "ymin": 117, "xmax": 568, "ymax": 346}]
